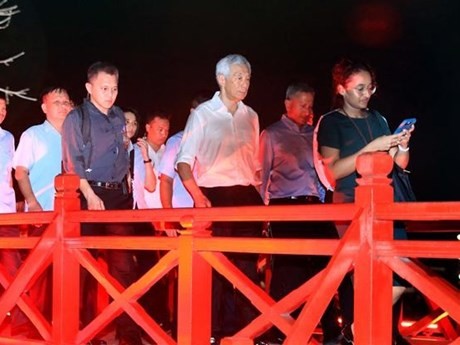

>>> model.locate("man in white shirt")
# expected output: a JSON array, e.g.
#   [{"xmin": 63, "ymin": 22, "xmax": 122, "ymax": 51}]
[
  {"xmin": 131, "ymin": 111, "xmax": 171, "ymax": 331},
  {"xmin": 176, "ymin": 54, "xmax": 263, "ymax": 340},
  {"xmin": 0, "ymin": 95, "xmax": 15, "ymax": 215},
  {"xmin": 0, "ymin": 94, "xmax": 18, "ymax": 278},
  {"xmin": 132, "ymin": 112, "xmax": 170, "ymax": 210},
  {"xmin": 158, "ymin": 94, "xmax": 209, "ymax": 223},
  {"xmin": 0, "ymin": 95, "xmax": 24, "ymax": 337}
]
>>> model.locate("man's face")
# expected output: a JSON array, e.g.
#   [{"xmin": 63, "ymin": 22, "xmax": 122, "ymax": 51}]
[
  {"xmin": 41, "ymin": 90, "xmax": 71, "ymax": 123},
  {"xmin": 0, "ymin": 99, "xmax": 6, "ymax": 125},
  {"xmin": 146, "ymin": 116, "xmax": 170, "ymax": 149},
  {"xmin": 285, "ymin": 91, "xmax": 314, "ymax": 126},
  {"xmin": 86, "ymin": 72, "xmax": 118, "ymax": 114},
  {"xmin": 219, "ymin": 64, "xmax": 251, "ymax": 103}
]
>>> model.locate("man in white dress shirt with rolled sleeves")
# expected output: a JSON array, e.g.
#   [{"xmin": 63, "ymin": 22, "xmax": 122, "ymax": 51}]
[{"xmin": 176, "ymin": 54, "xmax": 263, "ymax": 341}]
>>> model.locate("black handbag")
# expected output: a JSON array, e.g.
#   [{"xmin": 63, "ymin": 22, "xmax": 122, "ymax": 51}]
[{"xmin": 392, "ymin": 164, "xmax": 416, "ymax": 202}]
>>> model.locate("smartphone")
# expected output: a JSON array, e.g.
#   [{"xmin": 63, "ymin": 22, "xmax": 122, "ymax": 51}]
[{"xmin": 394, "ymin": 118, "xmax": 416, "ymax": 134}]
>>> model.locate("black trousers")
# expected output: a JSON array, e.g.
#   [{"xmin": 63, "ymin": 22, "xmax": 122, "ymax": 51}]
[
  {"xmin": 268, "ymin": 197, "xmax": 341, "ymax": 341},
  {"xmin": 201, "ymin": 185, "xmax": 263, "ymax": 337},
  {"xmin": 80, "ymin": 187, "xmax": 141, "ymax": 341}
]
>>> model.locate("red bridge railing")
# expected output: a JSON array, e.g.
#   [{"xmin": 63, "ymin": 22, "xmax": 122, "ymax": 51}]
[{"xmin": 0, "ymin": 152, "xmax": 459, "ymax": 344}]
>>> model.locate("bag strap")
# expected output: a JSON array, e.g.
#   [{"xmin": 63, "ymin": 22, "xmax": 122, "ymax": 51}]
[
  {"xmin": 77, "ymin": 105, "xmax": 92, "ymax": 172},
  {"xmin": 129, "ymin": 148, "xmax": 135, "ymax": 181},
  {"xmin": 368, "ymin": 109, "xmax": 390, "ymax": 132},
  {"xmin": 313, "ymin": 113, "xmax": 335, "ymax": 191}
]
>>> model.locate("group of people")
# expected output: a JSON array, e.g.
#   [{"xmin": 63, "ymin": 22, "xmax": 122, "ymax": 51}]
[{"xmin": 0, "ymin": 54, "xmax": 414, "ymax": 345}]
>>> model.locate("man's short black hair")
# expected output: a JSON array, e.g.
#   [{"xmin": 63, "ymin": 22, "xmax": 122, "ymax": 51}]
[
  {"xmin": 40, "ymin": 87, "xmax": 68, "ymax": 103},
  {"xmin": 145, "ymin": 110, "xmax": 171, "ymax": 125},
  {"xmin": 285, "ymin": 82, "xmax": 315, "ymax": 100},
  {"xmin": 87, "ymin": 61, "xmax": 119, "ymax": 82}
]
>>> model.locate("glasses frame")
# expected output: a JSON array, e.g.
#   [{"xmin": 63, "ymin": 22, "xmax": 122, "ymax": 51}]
[{"xmin": 351, "ymin": 84, "xmax": 377, "ymax": 95}]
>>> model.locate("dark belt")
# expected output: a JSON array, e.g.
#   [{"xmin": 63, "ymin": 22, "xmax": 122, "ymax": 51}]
[
  {"xmin": 270, "ymin": 195, "xmax": 320, "ymax": 204},
  {"xmin": 88, "ymin": 180, "xmax": 123, "ymax": 190}
]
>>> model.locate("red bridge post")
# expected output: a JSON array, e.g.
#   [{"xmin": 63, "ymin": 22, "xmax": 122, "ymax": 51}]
[
  {"xmin": 176, "ymin": 217, "xmax": 212, "ymax": 344},
  {"xmin": 52, "ymin": 173, "xmax": 81, "ymax": 344},
  {"xmin": 354, "ymin": 152, "xmax": 394, "ymax": 344}
]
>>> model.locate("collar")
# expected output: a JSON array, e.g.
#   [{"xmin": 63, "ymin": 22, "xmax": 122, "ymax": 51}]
[
  {"xmin": 43, "ymin": 120, "xmax": 61, "ymax": 135},
  {"xmin": 208, "ymin": 91, "xmax": 244, "ymax": 114},
  {"xmin": 84, "ymin": 98, "xmax": 118, "ymax": 117},
  {"xmin": 147, "ymin": 143, "xmax": 166, "ymax": 157},
  {"xmin": 281, "ymin": 114, "xmax": 312, "ymax": 133},
  {"xmin": 127, "ymin": 141, "xmax": 134, "ymax": 152}
]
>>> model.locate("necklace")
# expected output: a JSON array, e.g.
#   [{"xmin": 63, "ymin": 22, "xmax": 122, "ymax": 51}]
[{"xmin": 342, "ymin": 108, "xmax": 374, "ymax": 145}]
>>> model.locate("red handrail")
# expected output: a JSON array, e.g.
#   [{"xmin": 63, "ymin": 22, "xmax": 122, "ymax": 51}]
[{"xmin": 0, "ymin": 152, "xmax": 459, "ymax": 344}]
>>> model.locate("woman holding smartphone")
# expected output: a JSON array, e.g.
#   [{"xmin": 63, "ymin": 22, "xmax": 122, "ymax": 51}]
[{"xmin": 317, "ymin": 57, "xmax": 414, "ymax": 345}]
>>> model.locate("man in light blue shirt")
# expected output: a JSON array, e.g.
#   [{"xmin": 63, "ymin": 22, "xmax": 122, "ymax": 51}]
[
  {"xmin": 259, "ymin": 85, "xmax": 320, "ymax": 204},
  {"xmin": 14, "ymin": 87, "xmax": 71, "ymax": 212},
  {"xmin": 259, "ymin": 82, "xmax": 340, "ymax": 344},
  {"xmin": 11, "ymin": 87, "xmax": 71, "ymax": 339}
]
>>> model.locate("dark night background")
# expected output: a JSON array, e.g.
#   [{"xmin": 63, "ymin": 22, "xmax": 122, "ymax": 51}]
[{"xmin": 2, "ymin": 0, "xmax": 459, "ymax": 201}]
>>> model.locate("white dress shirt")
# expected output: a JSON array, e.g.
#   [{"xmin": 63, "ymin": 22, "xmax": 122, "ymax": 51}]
[{"xmin": 176, "ymin": 91, "xmax": 261, "ymax": 188}]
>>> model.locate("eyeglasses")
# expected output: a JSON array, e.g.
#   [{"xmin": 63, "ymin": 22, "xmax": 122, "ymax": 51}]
[
  {"xmin": 351, "ymin": 84, "xmax": 377, "ymax": 95},
  {"xmin": 52, "ymin": 100, "xmax": 71, "ymax": 107}
]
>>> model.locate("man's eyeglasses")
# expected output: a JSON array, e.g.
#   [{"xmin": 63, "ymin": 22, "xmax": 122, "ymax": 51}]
[{"xmin": 52, "ymin": 101, "xmax": 71, "ymax": 107}]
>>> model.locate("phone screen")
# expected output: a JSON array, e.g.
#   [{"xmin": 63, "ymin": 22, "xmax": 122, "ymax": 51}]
[{"xmin": 394, "ymin": 118, "xmax": 416, "ymax": 134}]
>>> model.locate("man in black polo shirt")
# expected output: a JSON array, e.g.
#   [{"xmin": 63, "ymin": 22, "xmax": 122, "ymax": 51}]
[{"xmin": 62, "ymin": 62, "xmax": 142, "ymax": 345}]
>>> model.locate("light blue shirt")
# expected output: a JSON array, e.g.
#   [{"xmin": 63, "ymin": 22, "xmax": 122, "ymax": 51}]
[
  {"xmin": 0, "ymin": 127, "xmax": 16, "ymax": 213},
  {"xmin": 13, "ymin": 120, "xmax": 62, "ymax": 211},
  {"xmin": 259, "ymin": 115, "xmax": 322, "ymax": 204},
  {"xmin": 158, "ymin": 131, "xmax": 193, "ymax": 208}
]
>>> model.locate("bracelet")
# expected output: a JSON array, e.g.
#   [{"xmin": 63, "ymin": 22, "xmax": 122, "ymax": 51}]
[
  {"xmin": 398, "ymin": 144, "xmax": 409, "ymax": 152},
  {"xmin": 143, "ymin": 159, "xmax": 152, "ymax": 163}
]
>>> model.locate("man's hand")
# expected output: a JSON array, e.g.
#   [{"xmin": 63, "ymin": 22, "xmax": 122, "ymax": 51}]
[
  {"xmin": 26, "ymin": 200, "xmax": 45, "ymax": 228},
  {"xmin": 80, "ymin": 179, "xmax": 105, "ymax": 210},
  {"xmin": 193, "ymin": 193, "xmax": 212, "ymax": 208},
  {"xmin": 26, "ymin": 199, "xmax": 43, "ymax": 212},
  {"xmin": 86, "ymin": 192, "xmax": 105, "ymax": 210},
  {"xmin": 136, "ymin": 137, "xmax": 150, "ymax": 160}
]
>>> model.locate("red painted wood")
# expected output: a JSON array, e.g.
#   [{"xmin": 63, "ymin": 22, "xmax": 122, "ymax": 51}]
[{"xmin": 0, "ymin": 153, "xmax": 459, "ymax": 344}]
